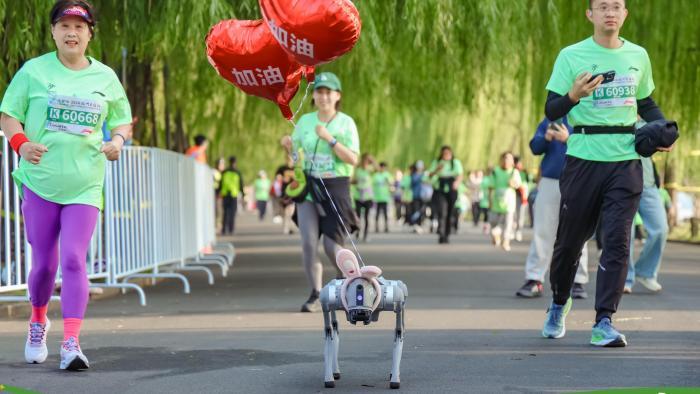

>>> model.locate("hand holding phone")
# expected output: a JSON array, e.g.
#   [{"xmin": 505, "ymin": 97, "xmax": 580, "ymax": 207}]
[
  {"xmin": 588, "ymin": 70, "xmax": 616, "ymax": 84},
  {"xmin": 569, "ymin": 72, "xmax": 606, "ymax": 102}
]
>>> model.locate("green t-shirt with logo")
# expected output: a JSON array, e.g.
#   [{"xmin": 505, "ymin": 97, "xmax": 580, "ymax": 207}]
[
  {"xmin": 429, "ymin": 159, "xmax": 464, "ymax": 178},
  {"xmin": 292, "ymin": 111, "xmax": 360, "ymax": 179},
  {"xmin": 254, "ymin": 178, "xmax": 271, "ymax": 201},
  {"xmin": 546, "ymin": 37, "xmax": 655, "ymax": 162},
  {"xmin": 489, "ymin": 167, "xmax": 521, "ymax": 214},
  {"xmin": 372, "ymin": 171, "xmax": 392, "ymax": 203},
  {"xmin": 428, "ymin": 159, "xmax": 463, "ymax": 193},
  {"xmin": 354, "ymin": 167, "xmax": 373, "ymax": 202},
  {"xmin": 1, "ymin": 52, "xmax": 132, "ymax": 209}
]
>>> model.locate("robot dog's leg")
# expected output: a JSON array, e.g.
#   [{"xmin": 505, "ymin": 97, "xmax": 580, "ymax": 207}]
[
  {"xmin": 389, "ymin": 303, "xmax": 405, "ymax": 389},
  {"xmin": 331, "ymin": 309, "xmax": 341, "ymax": 380},
  {"xmin": 323, "ymin": 308, "xmax": 337, "ymax": 388}
]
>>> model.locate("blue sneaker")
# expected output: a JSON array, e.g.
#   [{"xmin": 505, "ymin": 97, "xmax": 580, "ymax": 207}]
[
  {"xmin": 590, "ymin": 317, "xmax": 627, "ymax": 347},
  {"xmin": 542, "ymin": 298, "xmax": 572, "ymax": 339}
]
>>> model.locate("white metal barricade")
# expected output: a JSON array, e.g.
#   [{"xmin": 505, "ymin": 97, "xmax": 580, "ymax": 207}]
[
  {"xmin": 0, "ymin": 136, "xmax": 29, "ymax": 301},
  {"xmin": 1, "ymin": 137, "xmax": 234, "ymax": 306}
]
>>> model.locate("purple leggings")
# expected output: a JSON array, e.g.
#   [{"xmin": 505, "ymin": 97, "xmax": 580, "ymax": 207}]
[{"xmin": 23, "ymin": 187, "xmax": 99, "ymax": 319}]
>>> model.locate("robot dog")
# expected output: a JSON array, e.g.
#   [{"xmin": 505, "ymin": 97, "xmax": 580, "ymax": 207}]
[{"xmin": 319, "ymin": 248, "xmax": 408, "ymax": 389}]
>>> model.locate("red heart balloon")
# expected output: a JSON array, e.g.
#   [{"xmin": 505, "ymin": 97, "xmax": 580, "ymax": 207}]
[
  {"xmin": 205, "ymin": 19, "xmax": 307, "ymax": 119},
  {"xmin": 259, "ymin": 0, "xmax": 362, "ymax": 66}
]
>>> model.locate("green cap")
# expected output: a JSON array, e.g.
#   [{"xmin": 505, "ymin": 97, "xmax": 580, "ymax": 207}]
[{"xmin": 314, "ymin": 72, "xmax": 342, "ymax": 92}]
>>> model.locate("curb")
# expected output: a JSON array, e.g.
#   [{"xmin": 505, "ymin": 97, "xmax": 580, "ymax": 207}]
[{"xmin": 0, "ymin": 277, "xmax": 165, "ymax": 320}]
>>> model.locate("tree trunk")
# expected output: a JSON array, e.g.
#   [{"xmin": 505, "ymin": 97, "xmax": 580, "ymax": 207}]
[
  {"xmin": 125, "ymin": 57, "xmax": 149, "ymax": 144},
  {"xmin": 148, "ymin": 64, "xmax": 158, "ymax": 148},
  {"xmin": 175, "ymin": 110, "xmax": 185, "ymax": 153},
  {"xmin": 163, "ymin": 65, "xmax": 171, "ymax": 150}
]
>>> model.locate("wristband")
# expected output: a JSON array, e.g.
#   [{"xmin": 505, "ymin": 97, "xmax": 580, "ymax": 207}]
[
  {"xmin": 112, "ymin": 134, "xmax": 127, "ymax": 144},
  {"xmin": 328, "ymin": 138, "xmax": 338, "ymax": 148},
  {"xmin": 9, "ymin": 133, "xmax": 30, "ymax": 154}
]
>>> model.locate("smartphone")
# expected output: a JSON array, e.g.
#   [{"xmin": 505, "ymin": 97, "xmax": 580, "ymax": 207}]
[
  {"xmin": 588, "ymin": 70, "xmax": 616, "ymax": 84},
  {"xmin": 548, "ymin": 118, "xmax": 563, "ymax": 130}
]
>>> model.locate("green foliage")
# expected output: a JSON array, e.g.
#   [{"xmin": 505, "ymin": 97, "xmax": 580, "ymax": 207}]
[{"xmin": 1, "ymin": 0, "xmax": 699, "ymax": 183}]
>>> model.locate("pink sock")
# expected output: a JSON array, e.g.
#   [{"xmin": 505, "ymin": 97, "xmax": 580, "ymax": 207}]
[
  {"xmin": 63, "ymin": 318, "xmax": 83, "ymax": 344},
  {"xmin": 31, "ymin": 305, "xmax": 48, "ymax": 324}
]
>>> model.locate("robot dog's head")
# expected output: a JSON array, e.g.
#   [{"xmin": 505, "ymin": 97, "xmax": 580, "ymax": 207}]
[
  {"xmin": 336, "ymin": 249, "xmax": 383, "ymax": 325},
  {"xmin": 344, "ymin": 278, "xmax": 378, "ymax": 324}
]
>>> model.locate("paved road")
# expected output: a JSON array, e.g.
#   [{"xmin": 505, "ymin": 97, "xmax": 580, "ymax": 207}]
[{"xmin": 1, "ymin": 212, "xmax": 699, "ymax": 393}]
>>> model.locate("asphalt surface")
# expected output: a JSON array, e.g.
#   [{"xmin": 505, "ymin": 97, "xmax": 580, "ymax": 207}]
[{"xmin": 1, "ymin": 212, "xmax": 699, "ymax": 393}]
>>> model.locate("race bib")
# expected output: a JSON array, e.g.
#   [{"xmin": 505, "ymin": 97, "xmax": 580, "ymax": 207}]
[
  {"xmin": 46, "ymin": 95, "xmax": 103, "ymax": 136},
  {"xmin": 308, "ymin": 152, "xmax": 334, "ymax": 177},
  {"xmin": 592, "ymin": 74, "xmax": 637, "ymax": 108}
]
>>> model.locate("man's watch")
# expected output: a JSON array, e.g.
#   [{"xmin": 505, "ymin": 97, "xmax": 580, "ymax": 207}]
[{"xmin": 328, "ymin": 138, "xmax": 338, "ymax": 148}]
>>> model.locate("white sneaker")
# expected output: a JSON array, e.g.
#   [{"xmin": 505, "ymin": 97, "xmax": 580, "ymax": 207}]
[
  {"xmin": 25, "ymin": 318, "xmax": 51, "ymax": 364},
  {"xmin": 637, "ymin": 277, "xmax": 662, "ymax": 292},
  {"xmin": 60, "ymin": 337, "xmax": 89, "ymax": 371},
  {"xmin": 502, "ymin": 240, "xmax": 511, "ymax": 252},
  {"xmin": 515, "ymin": 231, "xmax": 523, "ymax": 242},
  {"xmin": 490, "ymin": 229, "xmax": 501, "ymax": 246}
]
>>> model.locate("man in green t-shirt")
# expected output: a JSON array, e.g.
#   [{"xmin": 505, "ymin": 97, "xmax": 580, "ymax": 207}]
[
  {"xmin": 372, "ymin": 162, "xmax": 393, "ymax": 233},
  {"xmin": 542, "ymin": 0, "xmax": 672, "ymax": 348},
  {"xmin": 254, "ymin": 170, "xmax": 271, "ymax": 221},
  {"xmin": 218, "ymin": 156, "xmax": 245, "ymax": 235}
]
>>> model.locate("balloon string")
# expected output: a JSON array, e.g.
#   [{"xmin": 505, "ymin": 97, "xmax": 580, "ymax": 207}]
[
  {"xmin": 311, "ymin": 168, "xmax": 367, "ymax": 268},
  {"xmin": 291, "ymin": 81, "xmax": 314, "ymax": 124},
  {"xmin": 285, "ymin": 82, "xmax": 366, "ymax": 267}
]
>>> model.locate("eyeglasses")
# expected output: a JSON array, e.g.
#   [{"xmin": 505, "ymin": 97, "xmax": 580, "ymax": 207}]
[{"xmin": 591, "ymin": 5, "xmax": 625, "ymax": 13}]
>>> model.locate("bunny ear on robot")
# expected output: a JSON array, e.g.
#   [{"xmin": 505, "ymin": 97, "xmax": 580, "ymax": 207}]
[
  {"xmin": 336, "ymin": 248, "xmax": 361, "ymax": 278},
  {"xmin": 205, "ymin": 19, "xmax": 308, "ymax": 119}
]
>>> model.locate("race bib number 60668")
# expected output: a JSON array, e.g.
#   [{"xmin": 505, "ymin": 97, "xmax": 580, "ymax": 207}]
[{"xmin": 46, "ymin": 95, "xmax": 103, "ymax": 136}]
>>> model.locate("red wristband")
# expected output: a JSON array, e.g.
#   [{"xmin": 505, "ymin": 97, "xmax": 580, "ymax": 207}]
[{"xmin": 9, "ymin": 133, "xmax": 30, "ymax": 154}]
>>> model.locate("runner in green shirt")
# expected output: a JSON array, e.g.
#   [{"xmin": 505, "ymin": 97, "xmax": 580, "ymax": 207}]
[
  {"xmin": 219, "ymin": 156, "xmax": 245, "ymax": 234},
  {"xmin": 488, "ymin": 152, "xmax": 521, "ymax": 252},
  {"xmin": 542, "ymin": 0, "xmax": 672, "ymax": 348},
  {"xmin": 479, "ymin": 168, "xmax": 493, "ymax": 234},
  {"xmin": 372, "ymin": 162, "xmax": 393, "ymax": 233},
  {"xmin": 254, "ymin": 170, "xmax": 271, "ymax": 221},
  {"xmin": 353, "ymin": 154, "xmax": 375, "ymax": 242},
  {"xmin": 427, "ymin": 146, "xmax": 464, "ymax": 244},
  {"xmin": 0, "ymin": 0, "xmax": 132, "ymax": 371},
  {"xmin": 280, "ymin": 72, "xmax": 360, "ymax": 313}
]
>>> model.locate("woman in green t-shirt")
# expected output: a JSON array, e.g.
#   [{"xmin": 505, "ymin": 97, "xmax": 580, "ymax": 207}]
[
  {"xmin": 427, "ymin": 146, "xmax": 464, "ymax": 244},
  {"xmin": 488, "ymin": 152, "xmax": 522, "ymax": 252},
  {"xmin": 280, "ymin": 72, "xmax": 360, "ymax": 312},
  {"xmin": 0, "ymin": 0, "xmax": 132, "ymax": 371}
]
